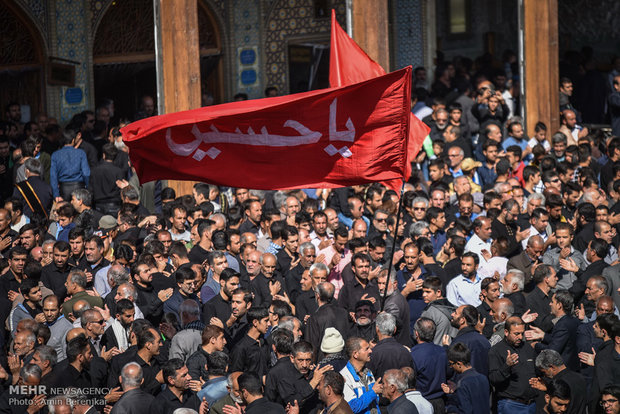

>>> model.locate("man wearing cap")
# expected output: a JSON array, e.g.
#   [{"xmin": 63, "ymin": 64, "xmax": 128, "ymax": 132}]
[
  {"xmin": 461, "ymin": 158, "xmax": 482, "ymax": 189},
  {"xmin": 319, "ymin": 327, "xmax": 348, "ymax": 372}
]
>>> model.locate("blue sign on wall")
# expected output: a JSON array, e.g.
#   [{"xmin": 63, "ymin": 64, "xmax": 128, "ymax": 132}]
[
  {"xmin": 65, "ymin": 87, "xmax": 83, "ymax": 105},
  {"xmin": 241, "ymin": 69, "xmax": 257, "ymax": 85},
  {"xmin": 240, "ymin": 49, "xmax": 256, "ymax": 65}
]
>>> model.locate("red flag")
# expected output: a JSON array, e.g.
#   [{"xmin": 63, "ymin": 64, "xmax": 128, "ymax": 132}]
[
  {"xmin": 122, "ymin": 68, "xmax": 411, "ymax": 189},
  {"xmin": 329, "ymin": 10, "xmax": 429, "ymax": 192}
]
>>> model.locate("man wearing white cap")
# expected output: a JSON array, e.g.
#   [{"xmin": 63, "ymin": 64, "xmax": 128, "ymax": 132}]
[{"xmin": 318, "ymin": 327, "xmax": 347, "ymax": 372}]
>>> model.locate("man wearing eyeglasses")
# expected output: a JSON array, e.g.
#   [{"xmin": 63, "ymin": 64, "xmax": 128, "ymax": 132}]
[
  {"xmin": 600, "ymin": 385, "xmax": 620, "ymax": 414},
  {"xmin": 164, "ymin": 264, "xmax": 200, "ymax": 319}
]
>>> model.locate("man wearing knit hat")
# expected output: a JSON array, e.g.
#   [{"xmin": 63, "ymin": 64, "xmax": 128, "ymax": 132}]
[{"xmin": 319, "ymin": 327, "xmax": 347, "ymax": 372}]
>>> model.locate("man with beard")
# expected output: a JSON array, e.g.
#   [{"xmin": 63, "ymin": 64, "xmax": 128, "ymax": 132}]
[
  {"xmin": 56, "ymin": 335, "xmax": 94, "ymax": 390},
  {"xmin": 492, "ymin": 199, "xmax": 528, "ymax": 258},
  {"xmin": 285, "ymin": 242, "xmax": 315, "ymax": 304},
  {"xmin": 42, "ymin": 294, "xmax": 72, "ymax": 361},
  {"xmin": 508, "ymin": 236, "xmax": 545, "ymax": 292},
  {"xmin": 501, "ymin": 269, "xmax": 528, "ymax": 316},
  {"xmin": 276, "ymin": 226, "xmax": 300, "ymax": 275},
  {"xmin": 446, "ymin": 252, "xmax": 483, "ymax": 307},
  {"xmin": 77, "ymin": 235, "xmax": 109, "ymax": 288},
  {"xmin": 237, "ymin": 372, "xmax": 286, "ymax": 414},
  {"xmin": 295, "ymin": 264, "xmax": 327, "ymax": 322},
  {"xmin": 306, "ymin": 282, "xmax": 350, "ymax": 356},
  {"xmin": 448, "ymin": 305, "xmax": 491, "ymax": 376},
  {"xmin": 42, "ymin": 241, "xmax": 71, "ymax": 300},
  {"xmin": 338, "ymin": 253, "xmax": 380, "ymax": 314},
  {"xmin": 310, "ymin": 211, "xmax": 332, "ymax": 251},
  {"xmin": 478, "ymin": 277, "xmax": 501, "ymax": 338},
  {"xmin": 488, "ymin": 316, "xmax": 537, "ymax": 412},
  {"xmin": 150, "ymin": 358, "xmax": 203, "ymax": 414},
  {"xmin": 252, "ymin": 253, "xmax": 285, "ymax": 307},
  {"xmin": 102, "ymin": 299, "xmax": 135, "ymax": 352},
  {"xmin": 209, "ymin": 372, "xmax": 245, "ymax": 414},
  {"xmin": 397, "ymin": 242, "xmax": 430, "ymax": 329},
  {"xmin": 202, "ymin": 268, "xmax": 240, "ymax": 327},
  {"xmin": 538, "ymin": 379, "xmax": 572, "ymax": 414},
  {"xmin": 10, "ymin": 278, "xmax": 43, "ymax": 334},
  {"xmin": 530, "ymin": 349, "xmax": 586, "ymax": 414},
  {"xmin": 132, "ymin": 255, "xmax": 173, "ymax": 326},
  {"xmin": 349, "ymin": 300, "xmax": 376, "ymax": 343}
]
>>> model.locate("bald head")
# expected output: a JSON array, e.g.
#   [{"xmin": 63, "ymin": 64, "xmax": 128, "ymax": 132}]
[
  {"xmin": 597, "ymin": 296, "xmax": 615, "ymax": 315},
  {"xmin": 66, "ymin": 328, "xmax": 86, "ymax": 342},
  {"xmin": 120, "ymin": 362, "xmax": 144, "ymax": 391},
  {"xmin": 492, "ymin": 298, "xmax": 514, "ymax": 323},
  {"xmin": 72, "ymin": 299, "xmax": 91, "ymax": 318}
]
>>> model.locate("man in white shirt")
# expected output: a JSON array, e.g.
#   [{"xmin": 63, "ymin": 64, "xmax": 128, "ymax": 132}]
[
  {"xmin": 521, "ymin": 208, "xmax": 551, "ymax": 249},
  {"xmin": 446, "ymin": 252, "xmax": 484, "ymax": 307},
  {"xmin": 465, "ymin": 217, "xmax": 492, "ymax": 264}
]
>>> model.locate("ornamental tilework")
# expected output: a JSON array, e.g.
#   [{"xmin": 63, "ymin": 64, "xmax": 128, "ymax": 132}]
[
  {"xmin": 55, "ymin": 0, "xmax": 91, "ymax": 121},
  {"xmin": 263, "ymin": 0, "xmax": 345, "ymax": 95},
  {"xmin": 231, "ymin": 0, "xmax": 262, "ymax": 99},
  {"xmin": 393, "ymin": 0, "xmax": 424, "ymax": 70}
]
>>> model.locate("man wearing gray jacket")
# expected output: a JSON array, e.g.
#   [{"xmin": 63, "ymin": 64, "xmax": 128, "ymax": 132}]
[
  {"xmin": 543, "ymin": 222, "xmax": 586, "ymax": 290},
  {"xmin": 419, "ymin": 276, "xmax": 457, "ymax": 345},
  {"xmin": 42, "ymin": 294, "xmax": 72, "ymax": 361}
]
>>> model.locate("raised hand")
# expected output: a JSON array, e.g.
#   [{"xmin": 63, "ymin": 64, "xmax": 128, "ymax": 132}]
[
  {"xmin": 506, "ymin": 350, "xmax": 519, "ymax": 366},
  {"xmin": 521, "ymin": 309, "xmax": 539, "ymax": 324},
  {"xmin": 578, "ymin": 348, "xmax": 596, "ymax": 366},
  {"xmin": 524, "ymin": 326, "xmax": 544, "ymax": 341},
  {"xmin": 286, "ymin": 400, "xmax": 300, "ymax": 414}
]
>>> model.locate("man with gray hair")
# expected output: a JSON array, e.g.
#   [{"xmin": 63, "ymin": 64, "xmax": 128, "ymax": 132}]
[
  {"xmin": 13, "ymin": 157, "xmax": 53, "ymax": 218},
  {"xmin": 94, "ymin": 245, "xmax": 133, "ymax": 298},
  {"xmin": 169, "ymin": 299, "xmax": 205, "ymax": 362},
  {"xmin": 111, "ymin": 362, "xmax": 155, "ymax": 413},
  {"xmin": 531, "ymin": 349, "xmax": 587, "ymax": 414},
  {"xmin": 306, "ymin": 282, "xmax": 350, "ymax": 356},
  {"xmin": 508, "ymin": 235, "xmax": 545, "ymax": 292},
  {"xmin": 377, "ymin": 271, "xmax": 411, "ymax": 346},
  {"xmin": 367, "ymin": 312, "xmax": 414, "ymax": 378},
  {"xmin": 501, "ymin": 269, "xmax": 527, "ymax": 315},
  {"xmin": 381, "ymin": 369, "xmax": 419, "ymax": 413}
]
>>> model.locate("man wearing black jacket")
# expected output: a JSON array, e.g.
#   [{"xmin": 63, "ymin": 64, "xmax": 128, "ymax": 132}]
[
  {"xmin": 526, "ymin": 290, "xmax": 580, "ymax": 371},
  {"xmin": 568, "ymin": 238, "xmax": 608, "ymax": 304},
  {"xmin": 42, "ymin": 240, "xmax": 71, "ymax": 300},
  {"xmin": 265, "ymin": 330, "xmax": 330, "ymax": 409},
  {"xmin": 488, "ymin": 316, "xmax": 537, "ymax": 412},
  {"xmin": 532, "ymin": 349, "xmax": 587, "ymax": 414},
  {"xmin": 306, "ymin": 282, "xmax": 350, "ymax": 356},
  {"xmin": 132, "ymin": 256, "xmax": 172, "ymax": 326}
]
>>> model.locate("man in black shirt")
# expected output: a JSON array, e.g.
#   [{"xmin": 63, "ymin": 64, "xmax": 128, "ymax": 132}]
[
  {"xmin": 42, "ymin": 241, "xmax": 71, "ymax": 300},
  {"xmin": 306, "ymin": 282, "xmax": 350, "ymax": 355},
  {"xmin": 90, "ymin": 143, "xmax": 124, "ymax": 216},
  {"xmin": 488, "ymin": 316, "xmax": 537, "ymax": 411},
  {"xmin": 491, "ymin": 199, "xmax": 527, "ymax": 258},
  {"xmin": 149, "ymin": 358, "xmax": 203, "ymax": 414},
  {"xmin": 188, "ymin": 219, "xmax": 215, "ymax": 264},
  {"xmin": 526, "ymin": 264, "xmax": 558, "ymax": 333},
  {"xmin": 202, "ymin": 268, "xmax": 240, "ymax": 325},
  {"xmin": 338, "ymin": 253, "xmax": 380, "ymax": 313},
  {"xmin": 132, "ymin": 255, "xmax": 172, "ymax": 326},
  {"xmin": 230, "ymin": 306, "xmax": 270, "ymax": 379},
  {"xmin": 252, "ymin": 253, "xmax": 285, "ymax": 307},
  {"xmin": 239, "ymin": 372, "xmax": 286, "ymax": 414}
]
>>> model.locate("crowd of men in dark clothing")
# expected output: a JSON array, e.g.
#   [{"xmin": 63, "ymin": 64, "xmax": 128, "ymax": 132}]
[{"xmin": 0, "ymin": 55, "xmax": 620, "ymax": 414}]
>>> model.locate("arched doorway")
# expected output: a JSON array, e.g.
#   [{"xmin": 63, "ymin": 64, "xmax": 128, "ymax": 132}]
[
  {"xmin": 0, "ymin": 1, "xmax": 46, "ymax": 122},
  {"xmin": 93, "ymin": 0, "xmax": 224, "ymax": 121}
]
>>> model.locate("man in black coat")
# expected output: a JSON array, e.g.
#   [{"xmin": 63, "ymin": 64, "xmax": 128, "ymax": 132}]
[
  {"xmin": 110, "ymin": 361, "xmax": 155, "ymax": 414},
  {"xmin": 526, "ymin": 290, "xmax": 580, "ymax": 371},
  {"xmin": 12, "ymin": 158, "xmax": 52, "ymax": 219},
  {"xmin": 239, "ymin": 372, "xmax": 286, "ymax": 414},
  {"xmin": 532, "ymin": 349, "xmax": 587, "ymax": 414},
  {"xmin": 305, "ymin": 282, "xmax": 350, "ymax": 358},
  {"xmin": 378, "ymin": 273, "xmax": 412, "ymax": 347},
  {"xmin": 367, "ymin": 313, "xmax": 414, "ymax": 379},
  {"xmin": 450, "ymin": 305, "xmax": 491, "ymax": 376}
]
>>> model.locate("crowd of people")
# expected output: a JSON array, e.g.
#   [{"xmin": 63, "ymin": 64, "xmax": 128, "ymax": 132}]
[{"xmin": 0, "ymin": 51, "xmax": 619, "ymax": 414}]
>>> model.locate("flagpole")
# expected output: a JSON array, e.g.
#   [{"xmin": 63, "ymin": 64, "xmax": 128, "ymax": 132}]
[{"xmin": 380, "ymin": 179, "xmax": 406, "ymax": 311}]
